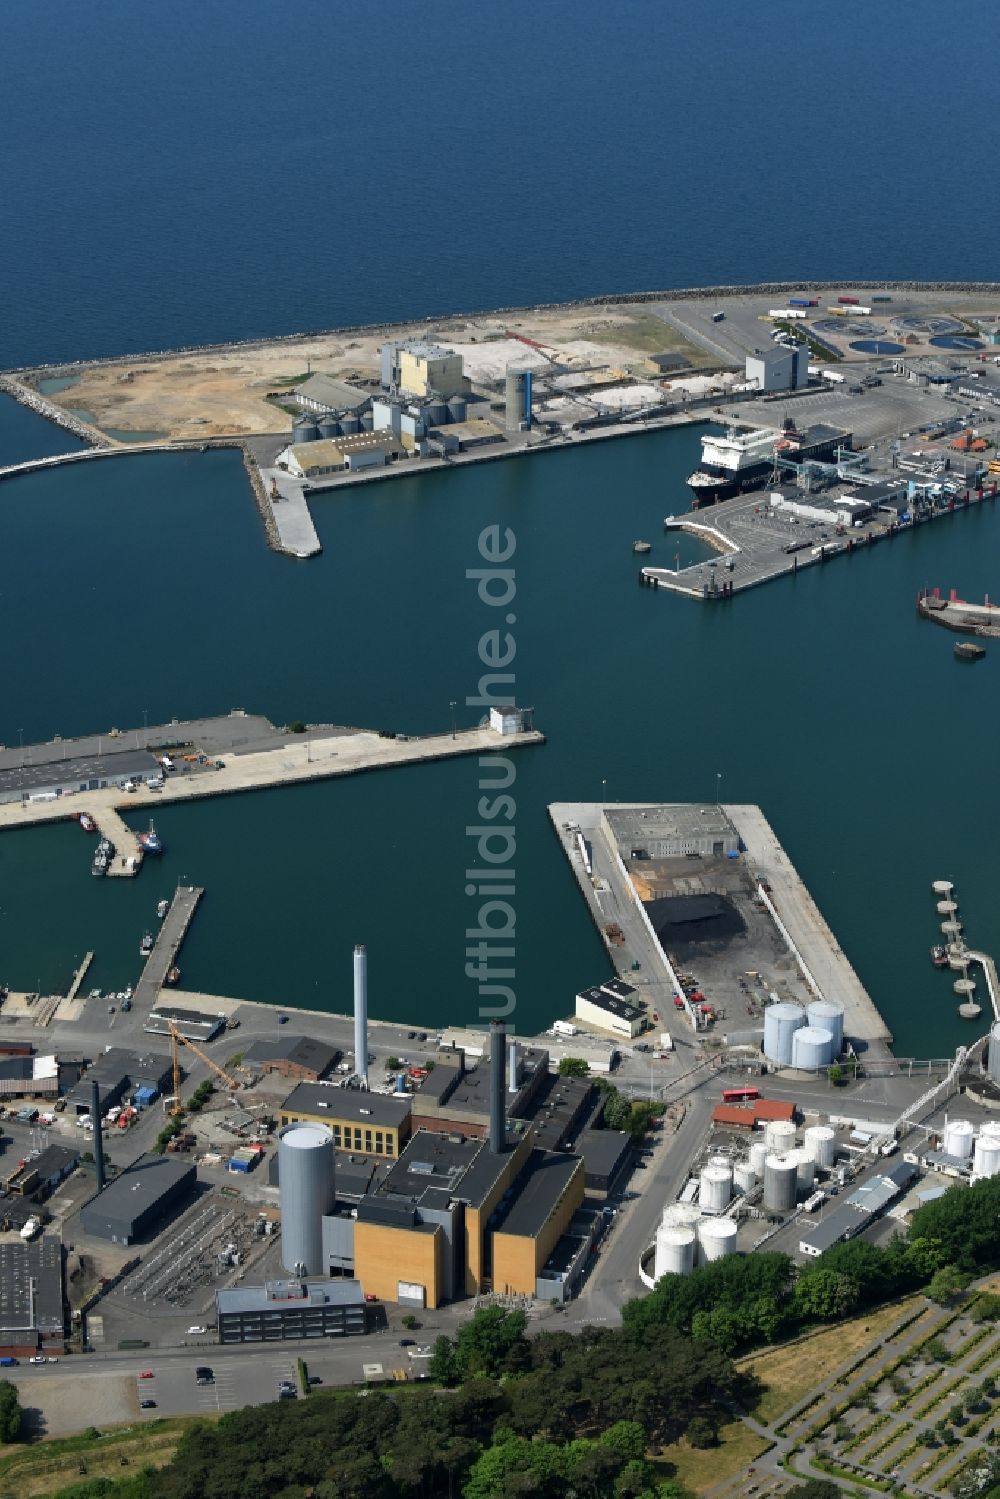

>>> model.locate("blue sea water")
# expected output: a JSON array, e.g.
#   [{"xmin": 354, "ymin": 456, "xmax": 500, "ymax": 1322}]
[{"xmin": 2, "ymin": 2, "xmax": 1000, "ymax": 1050}]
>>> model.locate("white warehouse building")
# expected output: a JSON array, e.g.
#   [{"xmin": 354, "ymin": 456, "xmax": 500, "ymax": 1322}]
[{"xmin": 746, "ymin": 343, "xmax": 809, "ymax": 393}]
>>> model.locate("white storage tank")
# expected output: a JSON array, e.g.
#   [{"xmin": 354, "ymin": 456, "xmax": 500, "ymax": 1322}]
[
  {"xmin": 943, "ymin": 1118, "xmax": 975, "ymax": 1160},
  {"xmin": 700, "ymin": 1162, "xmax": 733, "ymax": 1214},
  {"xmin": 803, "ymin": 1124, "xmax": 837, "ymax": 1169},
  {"xmin": 807, "ymin": 999, "xmax": 845, "ymax": 1056},
  {"xmin": 661, "ymin": 1202, "xmax": 702, "ymax": 1231},
  {"xmin": 974, "ymin": 1122, "xmax": 1000, "ymax": 1179},
  {"xmin": 748, "ymin": 1140, "xmax": 769, "ymax": 1176},
  {"xmin": 698, "ymin": 1217, "xmax": 738, "ymax": 1263},
  {"xmin": 653, "ymin": 1225, "xmax": 697, "ymax": 1278},
  {"xmin": 791, "ymin": 1026, "xmax": 834, "ymax": 1070},
  {"xmin": 789, "ymin": 1147, "xmax": 815, "ymax": 1190},
  {"xmin": 765, "ymin": 1119, "xmax": 796, "ymax": 1153},
  {"xmin": 988, "ymin": 1021, "xmax": 1000, "ymax": 1084},
  {"xmin": 278, "ymin": 1122, "xmax": 335, "ymax": 1276},
  {"xmin": 763, "ymin": 1001, "xmax": 806, "ymax": 1065},
  {"xmin": 733, "ymin": 1162, "xmax": 756, "ymax": 1195},
  {"xmin": 763, "ymin": 1153, "xmax": 798, "ymax": 1212}
]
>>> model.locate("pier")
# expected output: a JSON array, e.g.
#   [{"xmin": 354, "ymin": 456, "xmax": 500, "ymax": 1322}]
[
  {"xmin": 92, "ymin": 807, "xmax": 144, "ymax": 876},
  {"xmin": 66, "ymin": 951, "xmax": 95, "ymax": 1002},
  {"xmin": 261, "ymin": 466, "xmax": 321, "ymax": 558},
  {"xmin": 133, "ymin": 885, "xmax": 204, "ymax": 1011}
]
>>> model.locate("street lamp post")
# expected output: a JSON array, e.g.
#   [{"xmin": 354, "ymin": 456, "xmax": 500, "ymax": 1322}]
[
  {"xmin": 449, "ymin": 701, "xmax": 456, "ymax": 740},
  {"xmin": 716, "ymin": 771, "xmax": 722, "ymax": 806}
]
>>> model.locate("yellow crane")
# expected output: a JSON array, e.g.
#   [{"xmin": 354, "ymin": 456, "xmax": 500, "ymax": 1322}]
[{"xmin": 168, "ymin": 1022, "xmax": 241, "ymax": 1117}]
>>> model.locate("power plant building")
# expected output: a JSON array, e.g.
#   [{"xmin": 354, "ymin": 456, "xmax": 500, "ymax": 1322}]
[
  {"xmin": 278, "ymin": 1082, "xmax": 411, "ymax": 1159},
  {"xmin": 80, "ymin": 1153, "xmax": 196, "ymax": 1245},
  {"xmin": 217, "ymin": 1278, "xmax": 366, "ymax": 1344},
  {"xmin": 380, "ymin": 340, "xmax": 468, "ymax": 399}
]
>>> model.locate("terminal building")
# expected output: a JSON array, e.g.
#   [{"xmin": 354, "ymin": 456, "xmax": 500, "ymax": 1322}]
[{"xmin": 602, "ymin": 804, "xmax": 739, "ymax": 860}]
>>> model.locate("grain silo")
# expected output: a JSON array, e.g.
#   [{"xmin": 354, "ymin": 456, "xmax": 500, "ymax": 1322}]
[
  {"xmin": 698, "ymin": 1217, "xmax": 738, "ymax": 1263},
  {"xmin": 763, "ymin": 1153, "xmax": 798, "ymax": 1212},
  {"xmin": 278, "ymin": 1122, "xmax": 335, "ymax": 1276},
  {"xmin": 943, "ymin": 1118, "xmax": 975, "ymax": 1160},
  {"xmin": 763, "ymin": 1002, "xmax": 806, "ymax": 1065},
  {"xmin": 424, "ymin": 398, "xmax": 448, "ymax": 428},
  {"xmin": 339, "ymin": 413, "xmax": 361, "ymax": 436},
  {"xmin": 653, "ymin": 1224, "xmax": 696, "ymax": 1278},
  {"xmin": 447, "ymin": 394, "xmax": 468, "ymax": 423},
  {"xmin": 317, "ymin": 412, "xmax": 340, "ymax": 440},
  {"xmin": 791, "ymin": 1026, "xmax": 834, "ymax": 1071},
  {"xmin": 765, "ymin": 1118, "xmax": 796, "ymax": 1153},
  {"xmin": 973, "ymin": 1122, "xmax": 1000, "ymax": 1179},
  {"xmin": 292, "ymin": 413, "xmax": 320, "ymax": 444},
  {"xmin": 803, "ymin": 1124, "xmax": 836, "ymax": 1169},
  {"xmin": 807, "ymin": 999, "xmax": 845, "ymax": 1056},
  {"xmin": 988, "ymin": 1021, "xmax": 1000, "ymax": 1084},
  {"xmin": 699, "ymin": 1161, "xmax": 733, "ymax": 1214}
]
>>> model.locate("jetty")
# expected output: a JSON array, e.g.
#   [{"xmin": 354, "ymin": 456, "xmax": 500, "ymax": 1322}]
[
  {"xmin": 66, "ymin": 951, "xmax": 95, "ymax": 1002},
  {"xmin": 133, "ymin": 886, "xmax": 204, "ymax": 1011}
]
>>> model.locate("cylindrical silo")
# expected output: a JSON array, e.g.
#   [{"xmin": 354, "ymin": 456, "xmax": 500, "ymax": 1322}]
[
  {"xmin": 988, "ymin": 1021, "xmax": 1000, "ymax": 1084},
  {"xmin": 789, "ymin": 1147, "xmax": 815, "ymax": 1190},
  {"xmin": 765, "ymin": 1119, "xmax": 796, "ymax": 1153},
  {"xmin": 293, "ymin": 414, "xmax": 320, "ymax": 444},
  {"xmin": 339, "ymin": 413, "xmax": 361, "ymax": 436},
  {"xmin": 698, "ymin": 1217, "xmax": 738, "ymax": 1263},
  {"xmin": 733, "ymin": 1162, "xmax": 756, "ymax": 1195},
  {"xmin": 763, "ymin": 1153, "xmax": 798, "ymax": 1212},
  {"xmin": 807, "ymin": 1000, "xmax": 845, "ymax": 1057},
  {"xmin": 699, "ymin": 1162, "xmax": 732, "ymax": 1214},
  {"xmin": 653, "ymin": 1225, "xmax": 696, "ymax": 1279},
  {"xmin": 317, "ymin": 412, "xmax": 340, "ymax": 440},
  {"xmin": 425, "ymin": 399, "xmax": 448, "ymax": 428},
  {"xmin": 749, "ymin": 1140, "xmax": 769, "ymax": 1176},
  {"xmin": 447, "ymin": 394, "xmax": 468, "ymax": 423},
  {"xmin": 943, "ymin": 1118, "xmax": 975, "ymax": 1160},
  {"xmin": 278, "ymin": 1123, "xmax": 335, "ymax": 1276},
  {"xmin": 973, "ymin": 1122, "xmax": 1000, "ymax": 1179},
  {"xmin": 360, "ymin": 412, "xmax": 375, "ymax": 432},
  {"xmin": 763, "ymin": 1002, "xmax": 806, "ymax": 1065},
  {"xmin": 792, "ymin": 1027, "xmax": 834, "ymax": 1071},
  {"xmin": 803, "ymin": 1124, "xmax": 836, "ymax": 1169},
  {"xmin": 662, "ymin": 1202, "xmax": 702, "ymax": 1231},
  {"xmin": 505, "ymin": 367, "xmax": 532, "ymax": 432}
]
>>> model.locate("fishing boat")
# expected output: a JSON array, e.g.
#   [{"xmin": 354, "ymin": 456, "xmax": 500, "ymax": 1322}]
[
  {"xmin": 954, "ymin": 641, "xmax": 986, "ymax": 662},
  {"xmin": 632, "ymin": 540, "xmax": 652, "ymax": 554},
  {"xmin": 156, "ymin": 899, "xmax": 169, "ymax": 919},
  {"xmin": 138, "ymin": 821, "xmax": 163, "ymax": 855},
  {"xmin": 165, "ymin": 965, "xmax": 181, "ymax": 986},
  {"xmin": 91, "ymin": 853, "xmax": 107, "ymax": 877},
  {"xmin": 931, "ymin": 944, "xmax": 948, "ymax": 968},
  {"xmin": 79, "ymin": 812, "xmax": 97, "ymax": 833},
  {"xmin": 140, "ymin": 932, "xmax": 154, "ymax": 957}
]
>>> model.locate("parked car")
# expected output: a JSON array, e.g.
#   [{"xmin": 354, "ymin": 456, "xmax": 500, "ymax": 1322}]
[
  {"xmin": 28, "ymin": 1356, "xmax": 46, "ymax": 1365},
  {"xmin": 140, "ymin": 1399, "xmax": 157, "ymax": 1410},
  {"xmin": 195, "ymin": 1366, "xmax": 214, "ymax": 1385},
  {"xmin": 138, "ymin": 1370, "xmax": 154, "ymax": 1380},
  {"xmin": 187, "ymin": 1325, "xmax": 206, "ymax": 1335}
]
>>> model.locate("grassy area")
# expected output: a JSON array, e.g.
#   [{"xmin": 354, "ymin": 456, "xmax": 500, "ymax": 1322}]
[
  {"xmin": 655, "ymin": 1419, "xmax": 770, "ymax": 1494},
  {"xmin": 770, "ymin": 319, "xmax": 839, "ymax": 361},
  {"xmin": 738, "ymin": 1297, "xmax": 922, "ymax": 1424},
  {"xmin": 0, "ymin": 1417, "xmax": 207, "ymax": 1499},
  {"xmin": 593, "ymin": 312, "xmax": 717, "ymax": 367}
]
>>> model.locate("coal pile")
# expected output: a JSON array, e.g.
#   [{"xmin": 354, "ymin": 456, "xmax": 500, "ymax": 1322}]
[{"xmin": 646, "ymin": 893, "xmax": 745, "ymax": 954}]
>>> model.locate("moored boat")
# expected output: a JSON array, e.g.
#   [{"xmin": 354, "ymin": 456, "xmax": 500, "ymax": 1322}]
[
  {"xmin": 140, "ymin": 932, "xmax": 154, "ymax": 957},
  {"xmin": 156, "ymin": 899, "xmax": 169, "ymax": 919},
  {"xmin": 931, "ymin": 944, "xmax": 948, "ymax": 968},
  {"xmin": 138, "ymin": 821, "xmax": 163, "ymax": 854},
  {"xmin": 79, "ymin": 813, "xmax": 97, "ymax": 833},
  {"xmin": 166, "ymin": 965, "xmax": 181, "ymax": 985},
  {"xmin": 632, "ymin": 540, "xmax": 652, "ymax": 554},
  {"xmin": 955, "ymin": 641, "xmax": 986, "ymax": 661}
]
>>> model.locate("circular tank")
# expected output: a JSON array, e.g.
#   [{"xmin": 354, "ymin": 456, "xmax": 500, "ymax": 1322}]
[
  {"xmin": 806, "ymin": 1000, "xmax": 845, "ymax": 1057},
  {"xmin": 278, "ymin": 1123, "xmax": 335, "ymax": 1276},
  {"xmin": 447, "ymin": 394, "xmax": 468, "ymax": 423},
  {"xmin": 360, "ymin": 412, "xmax": 374, "ymax": 432},
  {"xmin": 339, "ymin": 414, "xmax": 361, "ymax": 436},
  {"xmin": 733, "ymin": 1162, "xmax": 756, "ymax": 1194},
  {"xmin": 803, "ymin": 1124, "xmax": 836, "ymax": 1169},
  {"xmin": 763, "ymin": 1153, "xmax": 798, "ymax": 1212},
  {"xmin": 293, "ymin": 414, "xmax": 320, "ymax": 443},
  {"xmin": 988, "ymin": 1020, "xmax": 1000, "ymax": 1084},
  {"xmin": 425, "ymin": 399, "xmax": 448, "ymax": 427},
  {"xmin": 765, "ymin": 1119, "xmax": 796, "ymax": 1153},
  {"xmin": 698, "ymin": 1217, "xmax": 738, "ymax": 1263},
  {"xmin": 661, "ymin": 1202, "xmax": 702, "ymax": 1231},
  {"xmin": 792, "ymin": 1026, "xmax": 834, "ymax": 1071},
  {"xmin": 317, "ymin": 412, "xmax": 340, "ymax": 439},
  {"xmin": 748, "ymin": 1140, "xmax": 769, "ymax": 1175},
  {"xmin": 789, "ymin": 1147, "xmax": 815, "ymax": 1190},
  {"xmin": 699, "ymin": 1163, "xmax": 732, "ymax": 1214},
  {"xmin": 973, "ymin": 1122, "xmax": 1000, "ymax": 1179},
  {"xmin": 943, "ymin": 1118, "xmax": 975, "ymax": 1160},
  {"xmin": 653, "ymin": 1225, "xmax": 696, "ymax": 1278},
  {"xmin": 763, "ymin": 1002, "xmax": 806, "ymax": 1065}
]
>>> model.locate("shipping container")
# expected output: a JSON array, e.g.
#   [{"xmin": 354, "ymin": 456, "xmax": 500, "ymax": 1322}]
[
  {"xmin": 711, "ymin": 311, "xmax": 725, "ymax": 322},
  {"xmin": 838, "ymin": 296, "xmax": 860, "ymax": 305},
  {"xmin": 873, "ymin": 295, "xmax": 893, "ymax": 303},
  {"xmin": 788, "ymin": 298, "xmax": 811, "ymax": 308},
  {"xmin": 826, "ymin": 306, "xmax": 848, "ymax": 316}
]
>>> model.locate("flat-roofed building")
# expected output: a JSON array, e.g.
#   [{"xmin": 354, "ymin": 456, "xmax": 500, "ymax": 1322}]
[
  {"xmin": 381, "ymin": 340, "xmax": 467, "ymax": 399},
  {"xmin": 602, "ymin": 803, "xmax": 738, "ymax": 860},
  {"xmin": 576, "ymin": 1129, "xmax": 632, "ymax": 1197},
  {"xmin": 3, "ymin": 1144, "xmax": 79, "ymax": 1197},
  {"xmin": 144, "ymin": 1006, "xmax": 225, "ymax": 1044},
  {"xmin": 0, "ymin": 1236, "xmax": 64, "ymax": 1355},
  {"xmin": 279, "ymin": 1081, "xmax": 411, "ymax": 1159},
  {"xmin": 0, "ymin": 1054, "xmax": 59, "ymax": 1099},
  {"xmin": 491, "ymin": 1151, "xmax": 585, "ymax": 1297},
  {"xmin": 575, "ymin": 985, "xmax": 644, "ymax": 1039},
  {"xmin": 411, "ymin": 1044, "xmax": 549, "ymax": 1139},
  {"xmin": 217, "ymin": 1278, "xmax": 366, "ymax": 1344},
  {"xmin": 66, "ymin": 1048, "xmax": 172, "ymax": 1116},
  {"xmin": 80, "ymin": 1153, "xmax": 196, "ymax": 1244}
]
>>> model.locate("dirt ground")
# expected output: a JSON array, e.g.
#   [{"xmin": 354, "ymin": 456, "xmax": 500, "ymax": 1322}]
[{"xmin": 28, "ymin": 303, "xmax": 710, "ymax": 441}]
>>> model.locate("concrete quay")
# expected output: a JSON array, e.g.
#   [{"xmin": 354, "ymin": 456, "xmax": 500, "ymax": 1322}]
[
  {"xmin": 133, "ymin": 886, "xmax": 204, "ymax": 1011},
  {"xmin": 93, "ymin": 806, "xmax": 144, "ymax": 876},
  {"xmin": 261, "ymin": 466, "xmax": 321, "ymax": 558},
  {"xmin": 0, "ymin": 723, "xmax": 545, "ymax": 839}
]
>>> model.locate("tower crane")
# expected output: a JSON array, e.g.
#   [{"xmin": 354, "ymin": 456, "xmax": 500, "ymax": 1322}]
[{"xmin": 168, "ymin": 1022, "xmax": 241, "ymax": 1117}]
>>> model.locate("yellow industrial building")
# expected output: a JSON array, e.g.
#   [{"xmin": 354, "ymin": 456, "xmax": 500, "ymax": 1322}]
[
  {"xmin": 396, "ymin": 341, "xmax": 467, "ymax": 399},
  {"xmin": 279, "ymin": 1081, "xmax": 411, "ymax": 1159}
]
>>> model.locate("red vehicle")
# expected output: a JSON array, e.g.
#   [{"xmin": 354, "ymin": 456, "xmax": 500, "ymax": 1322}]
[
  {"xmin": 722, "ymin": 1086, "xmax": 761, "ymax": 1104},
  {"xmin": 138, "ymin": 1370, "xmax": 155, "ymax": 1380},
  {"xmin": 837, "ymin": 295, "xmax": 859, "ymax": 305}
]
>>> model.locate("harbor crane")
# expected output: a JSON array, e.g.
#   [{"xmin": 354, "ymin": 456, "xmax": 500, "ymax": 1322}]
[{"xmin": 168, "ymin": 1022, "xmax": 240, "ymax": 1117}]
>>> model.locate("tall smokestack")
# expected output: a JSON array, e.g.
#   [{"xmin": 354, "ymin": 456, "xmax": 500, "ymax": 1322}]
[
  {"xmin": 91, "ymin": 1079, "xmax": 106, "ymax": 1192},
  {"xmin": 489, "ymin": 1019, "xmax": 506, "ymax": 1153},
  {"xmin": 353, "ymin": 945, "xmax": 368, "ymax": 1087},
  {"xmin": 508, "ymin": 1038, "xmax": 519, "ymax": 1094}
]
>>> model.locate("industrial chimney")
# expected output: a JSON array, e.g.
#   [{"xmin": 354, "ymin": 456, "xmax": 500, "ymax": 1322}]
[
  {"xmin": 353, "ymin": 945, "xmax": 368, "ymax": 1087},
  {"xmin": 91, "ymin": 1079, "xmax": 106, "ymax": 1192},
  {"xmin": 489, "ymin": 1019, "xmax": 507, "ymax": 1153}
]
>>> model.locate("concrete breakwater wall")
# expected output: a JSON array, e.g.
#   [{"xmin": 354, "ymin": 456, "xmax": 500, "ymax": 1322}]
[
  {"xmin": 240, "ymin": 446, "xmax": 281, "ymax": 554},
  {"xmin": 10, "ymin": 280, "xmax": 1000, "ymax": 381},
  {"xmin": 0, "ymin": 372, "xmax": 112, "ymax": 447}
]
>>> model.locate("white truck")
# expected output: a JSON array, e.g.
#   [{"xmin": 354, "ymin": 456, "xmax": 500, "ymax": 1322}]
[
  {"xmin": 658, "ymin": 1031, "xmax": 673, "ymax": 1052},
  {"xmin": 553, "ymin": 1020, "xmax": 578, "ymax": 1038}
]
